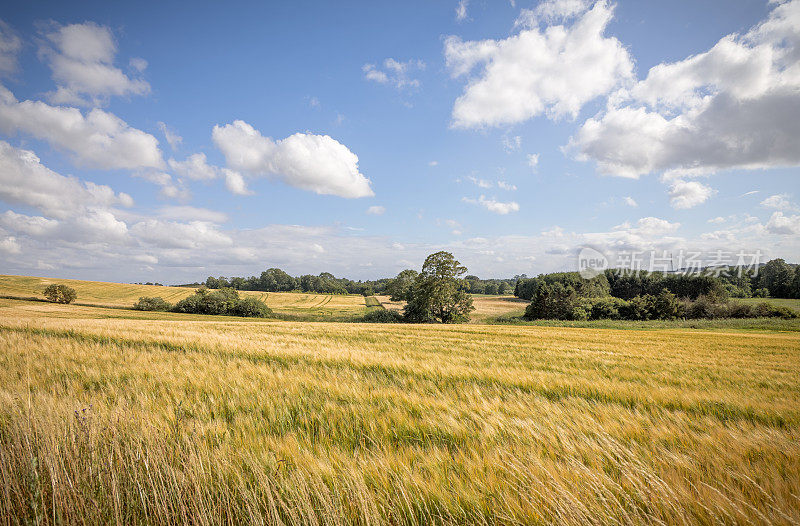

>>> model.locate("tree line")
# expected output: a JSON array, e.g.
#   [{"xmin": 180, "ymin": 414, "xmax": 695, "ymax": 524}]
[
  {"xmin": 188, "ymin": 268, "xmax": 514, "ymax": 297},
  {"xmin": 515, "ymin": 258, "xmax": 799, "ymax": 322}
]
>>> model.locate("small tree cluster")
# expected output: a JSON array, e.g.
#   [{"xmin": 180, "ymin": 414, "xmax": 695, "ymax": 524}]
[
  {"xmin": 43, "ymin": 284, "xmax": 77, "ymax": 304},
  {"xmin": 133, "ymin": 296, "xmax": 172, "ymax": 311},
  {"xmin": 173, "ymin": 288, "xmax": 272, "ymax": 317},
  {"xmin": 134, "ymin": 288, "xmax": 272, "ymax": 318}
]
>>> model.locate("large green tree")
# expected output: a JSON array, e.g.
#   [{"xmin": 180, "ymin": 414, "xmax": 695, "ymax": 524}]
[
  {"xmin": 385, "ymin": 269, "xmax": 418, "ymax": 301},
  {"xmin": 758, "ymin": 259, "xmax": 794, "ymax": 298},
  {"xmin": 404, "ymin": 251, "xmax": 474, "ymax": 323}
]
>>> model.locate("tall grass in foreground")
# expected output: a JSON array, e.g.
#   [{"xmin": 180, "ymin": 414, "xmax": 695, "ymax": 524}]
[{"xmin": 1, "ymin": 300, "xmax": 799, "ymax": 524}]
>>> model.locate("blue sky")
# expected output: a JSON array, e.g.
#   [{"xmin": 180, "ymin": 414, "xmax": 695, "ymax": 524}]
[{"xmin": 0, "ymin": 0, "xmax": 798, "ymax": 283}]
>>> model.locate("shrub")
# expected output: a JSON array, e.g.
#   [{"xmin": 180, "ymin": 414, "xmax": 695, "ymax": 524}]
[
  {"xmin": 173, "ymin": 287, "xmax": 272, "ymax": 317},
  {"xmin": 683, "ymin": 295, "xmax": 722, "ymax": 319},
  {"xmin": 358, "ymin": 309, "xmax": 404, "ymax": 323},
  {"xmin": 652, "ymin": 289, "xmax": 681, "ymax": 320},
  {"xmin": 133, "ymin": 296, "xmax": 172, "ymax": 311},
  {"xmin": 587, "ymin": 296, "xmax": 628, "ymax": 320},
  {"xmin": 753, "ymin": 288, "xmax": 769, "ymax": 298},
  {"xmin": 230, "ymin": 297, "xmax": 273, "ymax": 318},
  {"xmin": 43, "ymin": 284, "xmax": 77, "ymax": 304},
  {"xmin": 752, "ymin": 302, "xmax": 797, "ymax": 319},
  {"xmin": 524, "ymin": 283, "xmax": 579, "ymax": 320}
]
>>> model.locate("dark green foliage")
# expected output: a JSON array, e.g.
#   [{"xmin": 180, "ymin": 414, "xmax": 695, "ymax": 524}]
[
  {"xmin": 792, "ymin": 269, "xmax": 800, "ymax": 299},
  {"xmin": 385, "ymin": 270, "xmax": 418, "ymax": 302},
  {"xmin": 753, "ymin": 288, "xmax": 769, "ymax": 298},
  {"xmin": 357, "ymin": 309, "xmax": 404, "ymax": 323},
  {"xmin": 230, "ymin": 296, "xmax": 273, "ymax": 317},
  {"xmin": 524, "ymin": 283, "xmax": 579, "ymax": 320},
  {"xmin": 604, "ymin": 270, "xmax": 726, "ymax": 300},
  {"xmin": 757, "ymin": 259, "xmax": 795, "ymax": 298},
  {"xmin": 133, "ymin": 296, "xmax": 172, "ymax": 311},
  {"xmin": 515, "ymin": 273, "xmax": 609, "ymax": 301},
  {"xmin": 172, "ymin": 287, "xmax": 272, "ymax": 317},
  {"xmin": 43, "ymin": 284, "xmax": 77, "ymax": 304},
  {"xmin": 403, "ymin": 251, "xmax": 474, "ymax": 323}
]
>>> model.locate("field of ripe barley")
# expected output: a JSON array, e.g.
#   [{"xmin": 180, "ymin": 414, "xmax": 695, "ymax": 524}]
[
  {"xmin": 1, "ymin": 298, "xmax": 799, "ymax": 525},
  {"xmin": 0, "ymin": 274, "xmax": 372, "ymax": 320}
]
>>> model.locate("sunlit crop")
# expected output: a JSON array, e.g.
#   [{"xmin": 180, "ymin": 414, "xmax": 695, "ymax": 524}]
[{"xmin": 1, "ymin": 295, "xmax": 798, "ymax": 524}]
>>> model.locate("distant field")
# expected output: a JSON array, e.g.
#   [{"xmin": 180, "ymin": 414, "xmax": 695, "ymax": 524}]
[
  {"xmin": 376, "ymin": 293, "xmax": 527, "ymax": 323},
  {"xmin": 736, "ymin": 296, "xmax": 800, "ymax": 312},
  {"xmin": 0, "ymin": 274, "xmax": 370, "ymax": 321},
  {"xmin": 0, "ymin": 299, "xmax": 798, "ymax": 524}
]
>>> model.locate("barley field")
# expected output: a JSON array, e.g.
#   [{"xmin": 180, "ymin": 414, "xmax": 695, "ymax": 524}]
[
  {"xmin": 0, "ymin": 275, "xmax": 371, "ymax": 321},
  {"xmin": 1, "ymin": 294, "xmax": 799, "ymax": 525}
]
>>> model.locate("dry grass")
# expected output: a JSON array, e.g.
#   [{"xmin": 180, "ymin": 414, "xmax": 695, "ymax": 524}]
[
  {"xmin": 375, "ymin": 294, "xmax": 527, "ymax": 323},
  {"xmin": 1, "ymin": 298, "xmax": 799, "ymax": 525}
]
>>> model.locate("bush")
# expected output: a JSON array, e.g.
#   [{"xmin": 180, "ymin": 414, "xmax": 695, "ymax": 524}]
[
  {"xmin": 751, "ymin": 302, "xmax": 797, "ymax": 319},
  {"xmin": 587, "ymin": 296, "xmax": 627, "ymax": 320},
  {"xmin": 133, "ymin": 296, "xmax": 172, "ymax": 311},
  {"xmin": 524, "ymin": 283, "xmax": 579, "ymax": 320},
  {"xmin": 683, "ymin": 295, "xmax": 722, "ymax": 319},
  {"xmin": 358, "ymin": 309, "xmax": 404, "ymax": 323},
  {"xmin": 753, "ymin": 288, "xmax": 769, "ymax": 298},
  {"xmin": 43, "ymin": 284, "xmax": 77, "ymax": 304},
  {"xmin": 230, "ymin": 297, "xmax": 273, "ymax": 318},
  {"xmin": 173, "ymin": 287, "xmax": 272, "ymax": 317}
]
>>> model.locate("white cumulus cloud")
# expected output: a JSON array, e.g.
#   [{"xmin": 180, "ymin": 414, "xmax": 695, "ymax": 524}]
[
  {"xmin": 445, "ymin": 0, "xmax": 633, "ymax": 128},
  {"xmin": 0, "ymin": 86, "xmax": 163, "ymax": 170},
  {"xmin": 766, "ymin": 211, "xmax": 800, "ymax": 235},
  {"xmin": 39, "ymin": 21, "xmax": 150, "ymax": 106},
  {"xmin": 761, "ymin": 193, "xmax": 796, "ymax": 210},
  {"xmin": 212, "ymin": 120, "xmax": 373, "ymax": 198},
  {"xmin": 569, "ymin": 0, "xmax": 800, "ymax": 179},
  {"xmin": 668, "ymin": 180, "xmax": 715, "ymax": 209},
  {"xmin": 0, "ymin": 140, "xmax": 133, "ymax": 219}
]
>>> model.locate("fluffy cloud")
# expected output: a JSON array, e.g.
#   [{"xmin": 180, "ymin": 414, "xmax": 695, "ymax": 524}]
[
  {"xmin": 0, "ymin": 141, "xmax": 133, "ymax": 219},
  {"xmin": 135, "ymin": 171, "xmax": 190, "ymax": 201},
  {"xmin": 445, "ymin": 0, "xmax": 633, "ymax": 128},
  {"xmin": 668, "ymin": 180, "xmax": 715, "ymax": 209},
  {"xmin": 497, "ymin": 181, "xmax": 517, "ymax": 191},
  {"xmin": 623, "ymin": 196, "xmax": 638, "ymax": 207},
  {"xmin": 581, "ymin": 216, "xmax": 683, "ymax": 253},
  {"xmin": 761, "ymin": 193, "xmax": 796, "ymax": 210},
  {"xmin": 463, "ymin": 195, "xmax": 520, "ymax": 214},
  {"xmin": 223, "ymin": 169, "xmax": 252, "ymax": 196},
  {"xmin": 168, "ymin": 153, "xmax": 219, "ymax": 181},
  {"xmin": 366, "ymin": 205, "xmax": 386, "ymax": 215},
  {"xmin": 0, "ymin": 86, "xmax": 163, "ymax": 170},
  {"xmin": 39, "ymin": 22, "xmax": 150, "ymax": 106},
  {"xmin": 766, "ymin": 211, "xmax": 800, "ymax": 235},
  {"xmin": 570, "ymin": 0, "xmax": 800, "ymax": 178},
  {"xmin": 363, "ymin": 58, "xmax": 425, "ymax": 90},
  {"xmin": 0, "ymin": 20, "xmax": 22, "ymax": 75},
  {"xmin": 130, "ymin": 219, "xmax": 232, "ymax": 249},
  {"xmin": 212, "ymin": 120, "xmax": 373, "ymax": 198},
  {"xmin": 0, "ymin": 210, "xmax": 59, "ymax": 236}
]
